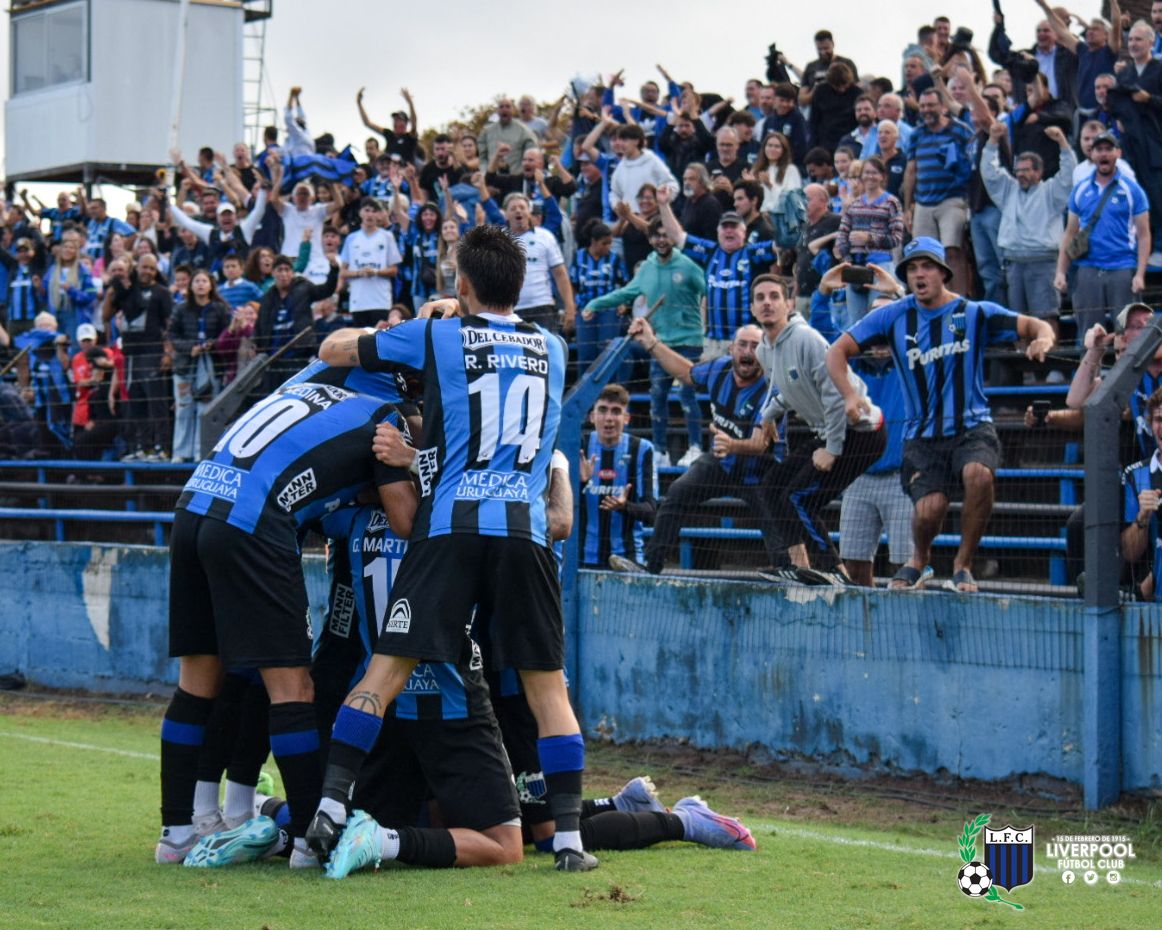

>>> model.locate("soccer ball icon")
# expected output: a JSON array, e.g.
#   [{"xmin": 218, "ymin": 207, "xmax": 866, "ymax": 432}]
[{"xmin": 958, "ymin": 861, "xmax": 993, "ymax": 897}]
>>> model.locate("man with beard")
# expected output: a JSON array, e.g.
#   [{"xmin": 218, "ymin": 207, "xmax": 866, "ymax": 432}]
[{"xmin": 838, "ymin": 95, "xmax": 879, "ymax": 158}]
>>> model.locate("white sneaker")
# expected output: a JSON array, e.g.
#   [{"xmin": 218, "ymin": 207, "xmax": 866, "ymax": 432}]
[
  {"xmin": 677, "ymin": 445, "xmax": 703, "ymax": 467},
  {"xmin": 655, "ymin": 451, "xmax": 672, "ymax": 468},
  {"xmin": 193, "ymin": 810, "xmax": 227, "ymax": 837}
]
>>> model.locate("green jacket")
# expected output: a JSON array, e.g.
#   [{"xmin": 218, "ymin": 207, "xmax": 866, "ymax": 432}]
[{"xmin": 584, "ymin": 251, "xmax": 705, "ymax": 347}]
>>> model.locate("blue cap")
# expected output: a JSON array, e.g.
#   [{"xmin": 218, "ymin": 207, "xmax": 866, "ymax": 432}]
[{"xmin": 895, "ymin": 236, "xmax": 953, "ymax": 281}]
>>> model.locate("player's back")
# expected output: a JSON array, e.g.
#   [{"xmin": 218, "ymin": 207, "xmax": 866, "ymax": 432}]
[
  {"xmin": 364, "ymin": 314, "xmax": 566, "ymax": 545},
  {"xmin": 178, "ymin": 382, "xmax": 399, "ymax": 551}
]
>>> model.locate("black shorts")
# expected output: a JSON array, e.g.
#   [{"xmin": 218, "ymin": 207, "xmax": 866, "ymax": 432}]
[
  {"xmin": 353, "ymin": 713, "xmax": 520, "ymax": 832},
  {"xmin": 169, "ymin": 510, "xmax": 313, "ymax": 668},
  {"xmin": 375, "ymin": 535, "xmax": 564, "ymax": 671},
  {"xmin": 487, "ymin": 680, "xmax": 554, "ymax": 826},
  {"xmin": 900, "ymin": 423, "xmax": 1002, "ymax": 503}
]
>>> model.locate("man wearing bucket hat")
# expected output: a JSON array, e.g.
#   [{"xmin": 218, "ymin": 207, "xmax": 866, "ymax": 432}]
[{"xmin": 826, "ymin": 236, "xmax": 1055, "ymax": 592}]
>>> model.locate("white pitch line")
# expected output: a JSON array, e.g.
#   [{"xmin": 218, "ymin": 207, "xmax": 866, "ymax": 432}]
[
  {"xmin": 3, "ymin": 729, "xmax": 1160, "ymax": 890},
  {"xmin": 0, "ymin": 730, "xmax": 155, "ymax": 760}
]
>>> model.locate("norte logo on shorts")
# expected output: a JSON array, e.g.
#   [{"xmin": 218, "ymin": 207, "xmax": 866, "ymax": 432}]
[
  {"xmin": 385, "ymin": 598, "xmax": 411, "ymax": 634},
  {"xmin": 277, "ymin": 468, "xmax": 318, "ymax": 511}
]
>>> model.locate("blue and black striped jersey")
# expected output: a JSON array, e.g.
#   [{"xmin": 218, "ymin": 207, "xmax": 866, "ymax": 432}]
[
  {"xmin": 847, "ymin": 296, "xmax": 1019, "ymax": 440},
  {"xmin": 177, "ymin": 382, "xmax": 409, "ymax": 551},
  {"xmin": 570, "ymin": 248, "xmax": 627, "ymax": 308},
  {"xmin": 281, "ymin": 358, "xmax": 415, "ymax": 410},
  {"xmin": 689, "ymin": 356, "xmax": 770, "ymax": 485},
  {"xmin": 579, "ymin": 431, "xmax": 657, "ymax": 566},
  {"xmin": 682, "ymin": 236, "xmax": 778, "ymax": 341},
  {"xmin": 357, "ymin": 314, "xmax": 566, "ymax": 546},
  {"xmin": 1129, "ymin": 370, "xmax": 1162, "ymax": 460},
  {"xmin": 311, "ymin": 504, "xmax": 490, "ymax": 722}
]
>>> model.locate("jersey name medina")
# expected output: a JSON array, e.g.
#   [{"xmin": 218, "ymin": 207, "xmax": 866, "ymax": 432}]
[
  {"xmin": 357, "ymin": 314, "xmax": 565, "ymax": 545},
  {"xmin": 178, "ymin": 383, "xmax": 408, "ymax": 551}
]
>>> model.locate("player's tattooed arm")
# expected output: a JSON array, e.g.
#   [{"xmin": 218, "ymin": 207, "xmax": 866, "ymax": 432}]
[
  {"xmin": 345, "ymin": 690, "xmax": 384, "ymax": 716},
  {"xmin": 318, "ymin": 327, "xmax": 372, "ymax": 368}
]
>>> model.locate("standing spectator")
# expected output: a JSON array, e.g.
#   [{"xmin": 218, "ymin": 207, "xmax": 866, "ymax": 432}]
[
  {"xmin": 875, "ymin": 121, "xmax": 908, "ymax": 198},
  {"xmin": 762, "ymin": 84, "xmax": 809, "ymax": 167},
  {"xmin": 255, "ymin": 254, "xmax": 339, "ymax": 391},
  {"xmin": 658, "ymin": 110, "xmax": 715, "ymax": 189},
  {"xmin": 418, "ymin": 134, "xmax": 464, "ymax": 202},
  {"xmin": 727, "ymin": 111, "xmax": 760, "ymax": 165},
  {"xmin": 792, "ymin": 184, "xmax": 841, "ymax": 316},
  {"xmin": 678, "ymin": 164, "xmax": 723, "ymax": 240},
  {"xmin": 500, "ymin": 194, "xmax": 575, "ymax": 335},
  {"xmin": 988, "ymin": 12, "xmax": 1078, "ymax": 108},
  {"xmin": 487, "ymin": 149, "xmax": 577, "ymax": 205},
  {"xmin": 0, "ymin": 238, "xmax": 46, "ymax": 336},
  {"xmin": 801, "ymin": 30, "xmax": 860, "ymax": 99},
  {"xmin": 577, "ymin": 384, "xmax": 658, "ymax": 569},
  {"xmin": 71, "ymin": 342, "xmax": 121, "ymax": 461},
  {"xmin": 732, "ymin": 181, "xmax": 775, "ymax": 244},
  {"xmin": 1055, "ymin": 131, "xmax": 1150, "ymax": 335},
  {"xmin": 79, "ymin": 196, "xmax": 134, "ymax": 261},
  {"xmin": 1034, "ymin": 1, "xmax": 1121, "ymax": 110},
  {"xmin": 581, "ymin": 219, "xmax": 705, "ymax": 467},
  {"xmin": 214, "ymin": 303, "xmax": 257, "ymax": 388},
  {"xmin": 753, "ymin": 132, "xmax": 803, "ymax": 218},
  {"xmin": 828, "ymin": 237, "xmax": 1055, "ymax": 592},
  {"xmin": 282, "ymin": 86, "xmax": 315, "ymax": 158},
  {"xmin": 1107, "ymin": 20, "xmax": 1162, "ymax": 264},
  {"xmin": 356, "ymin": 87, "xmax": 419, "ymax": 164},
  {"xmin": 45, "ymin": 231, "xmax": 97, "ymax": 341},
  {"xmin": 981, "ymin": 122, "xmax": 1075, "ymax": 328},
  {"xmin": 17, "ymin": 314, "xmax": 73, "ymax": 453},
  {"xmin": 656, "ymin": 186, "xmax": 777, "ymax": 351},
  {"xmin": 1073, "ymin": 119, "xmax": 1135, "ymax": 185},
  {"xmin": 835, "ymin": 157, "xmax": 905, "ymax": 326},
  {"xmin": 869, "ymin": 94, "xmax": 914, "ymax": 154},
  {"xmin": 571, "ymin": 222, "xmax": 626, "ymax": 371},
  {"xmin": 167, "ymin": 186, "xmax": 267, "ymax": 277},
  {"xmin": 168, "ymin": 269, "xmax": 231, "ymax": 463},
  {"xmin": 706, "ymin": 127, "xmax": 746, "ymax": 209},
  {"xmin": 612, "ymin": 184, "xmax": 661, "ymax": 284},
  {"xmin": 478, "ymin": 98, "xmax": 538, "ymax": 173},
  {"xmin": 809, "ymin": 63, "xmax": 861, "ymax": 155},
  {"xmin": 1008, "ymin": 73, "xmax": 1073, "ymax": 180},
  {"xmin": 218, "ymin": 254, "xmax": 264, "ymax": 311},
  {"xmin": 21, "ymin": 189, "xmax": 82, "ymax": 243},
  {"xmin": 837, "ymin": 95, "xmax": 879, "ymax": 158},
  {"xmin": 614, "ymin": 320, "xmax": 785, "ymax": 570},
  {"xmin": 573, "ymin": 152, "xmax": 612, "ymax": 238},
  {"xmin": 518, "ymin": 95, "xmax": 549, "ymax": 140},
  {"xmin": 754, "ymin": 276, "xmax": 886, "ymax": 584},
  {"xmin": 902, "ymin": 88, "xmax": 974, "ymax": 293},
  {"xmin": 269, "ymin": 160, "xmax": 341, "ymax": 285},
  {"xmin": 105, "ymin": 253, "xmax": 173, "ymax": 461}
]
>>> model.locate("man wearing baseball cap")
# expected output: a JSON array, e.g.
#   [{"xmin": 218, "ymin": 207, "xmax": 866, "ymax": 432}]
[
  {"xmin": 826, "ymin": 237, "xmax": 1055, "ymax": 592},
  {"xmin": 1055, "ymin": 129, "xmax": 1151, "ymax": 336}
]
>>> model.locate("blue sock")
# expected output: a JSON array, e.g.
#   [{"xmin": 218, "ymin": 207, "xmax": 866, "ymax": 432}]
[{"xmin": 538, "ymin": 734, "xmax": 585, "ymax": 844}]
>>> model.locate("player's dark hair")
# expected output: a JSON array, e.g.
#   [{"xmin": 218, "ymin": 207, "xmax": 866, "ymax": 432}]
[
  {"xmin": 597, "ymin": 383, "xmax": 630, "ymax": 407},
  {"xmin": 751, "ymin": 273, "xmax": 790, "ymax": 300},
  {"xmin": 457, "ymin": 226, "xmax": 525, "ymax": 310}
]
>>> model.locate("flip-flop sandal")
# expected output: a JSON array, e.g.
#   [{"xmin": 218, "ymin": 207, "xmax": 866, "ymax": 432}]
[
  {"xmin": 945, "ymin": 569, "xmax": 979, "ymax": 593},
  {"xmin": 888, "ymin": 565, "xmax": 934, "ymax": 590}
]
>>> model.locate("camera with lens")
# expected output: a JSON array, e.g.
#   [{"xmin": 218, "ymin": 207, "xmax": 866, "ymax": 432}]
[{"xmin": 1006, "ymin": 54, "xmax": 1041, "ymax": 83}]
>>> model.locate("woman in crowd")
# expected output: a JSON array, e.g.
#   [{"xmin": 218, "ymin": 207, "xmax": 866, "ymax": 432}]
[
  {"xmin": 834, "ymin": 155, "xmax": 905, "ymax": 326},
  {"xmin": 45, "ymin": 231, "xmax": 98, "ymax": 341},
  {"xmin": 168, "ymin": 268, "xmax": 231, "ymax": 462},
  {"xmin": 753, "ymin": 132, "xmax": 802, "ymax": 217}
]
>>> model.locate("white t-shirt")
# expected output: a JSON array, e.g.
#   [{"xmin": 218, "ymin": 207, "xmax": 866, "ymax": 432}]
[
  {"xmin": 340, "ymin": 227, "xmax": 403, "ymax": 311},
  {"xmin": 1072, "ymin": 157, "xmax": 1136, "ymax": 187},
  {"xmin": 279, "ymin": 202, "xmax": 329, "ymax": 282},
  {"xmin": 514, "ymin": 227, "xmax": 564, "ymax": 310}
]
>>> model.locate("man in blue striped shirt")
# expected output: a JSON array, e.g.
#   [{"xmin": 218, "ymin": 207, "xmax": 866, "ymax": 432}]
[
  {"xmin": 827, "ymin": 237, "xmax": 1055, "ymax": 592},
  {"xmin": 902, "ymin": 89, "xmax": 974, "ymax": 294},
  {"xmin": 656, "ymin": 186, "xmax": 777, "ymax": 350}
]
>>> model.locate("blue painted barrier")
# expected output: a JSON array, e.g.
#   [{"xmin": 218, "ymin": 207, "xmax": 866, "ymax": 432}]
[{"xmin": 0, "ymin": 541, "xmax": 1157, "ymax": 791}]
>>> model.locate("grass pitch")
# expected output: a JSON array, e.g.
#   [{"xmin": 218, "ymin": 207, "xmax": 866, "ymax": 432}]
[{"xmin": 1, "ymin": 695, "xmax": 1159, "ymax": 930}]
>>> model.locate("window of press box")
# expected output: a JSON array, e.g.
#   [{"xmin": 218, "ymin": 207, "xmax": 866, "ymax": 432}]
[{"xmin": 12, "ymin": 1, "xmax": 89, "ymax": 96}]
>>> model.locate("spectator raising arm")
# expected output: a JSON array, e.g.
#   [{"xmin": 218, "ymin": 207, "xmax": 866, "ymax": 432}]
[
  {"xmin": 627, "ymin": 317, "xmax": 695, "ymax": 385},
  {"xmin": 654, "ymin": 184, "xmax": 688, "ymax": 249},
  {"xmin": 356, "ymin": 86, "xmax": 388, "ymax": 137}
]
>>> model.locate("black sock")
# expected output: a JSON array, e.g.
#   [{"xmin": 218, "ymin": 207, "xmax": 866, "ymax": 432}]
[
  {"xmin": 268, "ymin": 701, "xmax": 321, "ymax": 838},
  {"xmin": 581, "ymin": 797, "xmax": 616, "ymax": 819},
  {"xmin": 396, "ymin": 826, "xmax": 458, "ymax": 868},
  {"xmin": 320, "ymin": 705, "xmax": 382, "ymax": 807},
  {"xmin": 225, "ymin": 680, "xmax": 271, "ymax": 785},
  {"xmin": 160, "ymin": 688, "xmax": 215, "ymax": 825},
  {"xmin": 194, "ymin": 672, "xmax": 249, "ymax": 784},
  {"xmin": 580, "ymin": 811, "xmax": 685, "ymax": 851}
]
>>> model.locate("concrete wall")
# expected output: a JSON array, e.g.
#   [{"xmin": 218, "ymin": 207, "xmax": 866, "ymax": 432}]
[{"xmin": 0, "ymin": 541, "xmax": 1157, "ymax": 791}]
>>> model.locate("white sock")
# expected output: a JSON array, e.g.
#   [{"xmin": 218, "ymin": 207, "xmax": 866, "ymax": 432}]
[
  {"xmin": 318, "ymin": 797, "xmax": 347, "ymax": 825},
  {"xmin": 223, "ymin": 780, "xmax": 256, "ymax": 823},
  {"xmin": 161, "ymin": 824, "xmax": 195, "ymax": 846},
  {"xmin": 554, "ymin": 830, "xmax": 582, "ymax": 853},
  {"xmin": 192, "ymin": 780, "xmax": 220, "ymax": 818},
  {"xmin": 377, "ymin": 826, "xmax": 401, "ymax": 861}
]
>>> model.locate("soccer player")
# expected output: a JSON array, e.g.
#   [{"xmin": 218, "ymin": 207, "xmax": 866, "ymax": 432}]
[
  {"xmin": 578, "ymin": 384, "xmax": 657, "ymax": 569},
  {"xmin": 311, "ymin": 226, "xmax": 596, "ymax": 871},
  {"xmin": 157, "ymin": 371, "xmax": 417, "ymax": 867},
  {"xmin": 826, "ymin": 237, "xmax": 1055, "ymax": 592}
]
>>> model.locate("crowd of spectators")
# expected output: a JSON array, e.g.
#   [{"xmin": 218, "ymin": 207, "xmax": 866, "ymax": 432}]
[{"xmin": 2, "ymin": 3, "xmax": 1162, "ymax": 593}]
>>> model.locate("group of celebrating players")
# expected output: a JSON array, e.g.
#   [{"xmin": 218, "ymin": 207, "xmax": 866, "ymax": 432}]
[{"xmin": 156, "ymin": 226, "xmax": 756, "ymax": 878}]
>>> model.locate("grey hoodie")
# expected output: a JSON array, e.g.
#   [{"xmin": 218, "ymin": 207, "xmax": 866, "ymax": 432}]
[{"xmin": 759, "ymin": 315, "xmax": 880, "ymax": 456}]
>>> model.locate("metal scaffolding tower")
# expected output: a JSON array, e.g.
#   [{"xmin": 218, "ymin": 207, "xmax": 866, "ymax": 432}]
[{"xmin": 242, "ymin": 1, "xmax": 275, "ymax": 151}]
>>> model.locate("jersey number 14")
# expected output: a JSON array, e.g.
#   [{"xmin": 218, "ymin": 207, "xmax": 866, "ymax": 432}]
[{"xmin": 467, "ymin": 372, "xmax": 546, "ymax": 465}]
